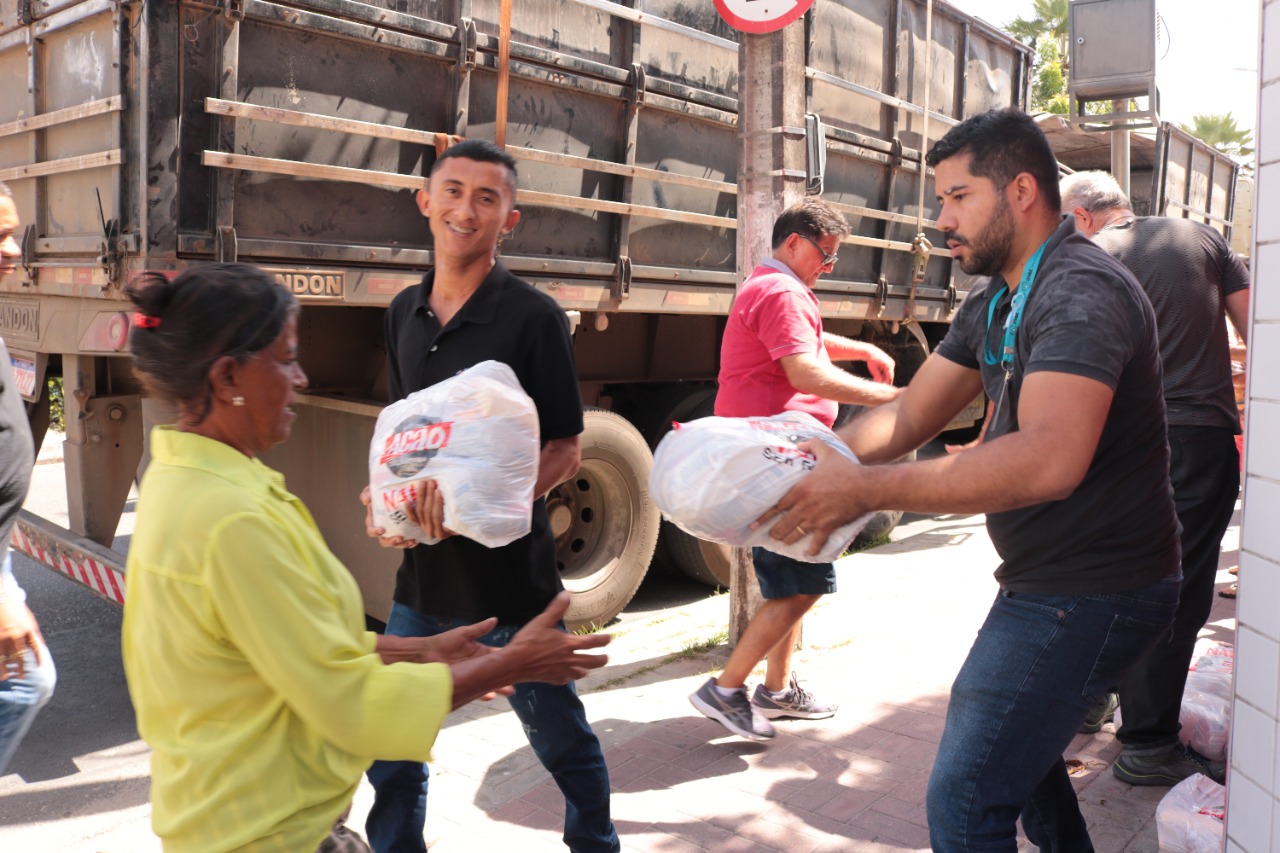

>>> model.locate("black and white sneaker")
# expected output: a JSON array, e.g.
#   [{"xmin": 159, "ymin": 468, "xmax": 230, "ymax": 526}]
[{"xmin": 689, "ymin": 677, "xmax": 776, "ymax": 740}]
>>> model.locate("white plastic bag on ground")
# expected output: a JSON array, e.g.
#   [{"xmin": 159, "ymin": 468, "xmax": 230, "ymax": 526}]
[
  {"xmin": 1155, "ymin": 773, "xmax": 1225, "ymax": 853},
  {"xmin": 369, "ymin": 360, "xmax": 540, "ymax": 548},
  {"xmin": 1113, "ymin": 639, "xmax": 1234, "ymax": 760},
  {"xmin": 1180, "ymin": 640, "xmax": 1234, "ymax": 761},
  {"xmin": 649, "ymin": 412, "xmax": 873, "ymax": 563}
]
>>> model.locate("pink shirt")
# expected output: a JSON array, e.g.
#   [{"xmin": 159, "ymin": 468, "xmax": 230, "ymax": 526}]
[{"xmin": 715, "ymin": 259, "xmax": 838, "ymax": 427}]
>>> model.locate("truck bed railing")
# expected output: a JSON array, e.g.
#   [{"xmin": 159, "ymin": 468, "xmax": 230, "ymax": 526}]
[{"xmin": 198, "ymin": 96, "xmax": 954, "ymax": 272}]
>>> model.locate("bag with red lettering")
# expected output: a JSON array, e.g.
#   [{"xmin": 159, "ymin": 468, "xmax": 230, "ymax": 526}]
[
  {"xmin": 368, "ymin": 360, "xmax": 540, "ymax": 547},
  {"xmin": 1179, "ymin": 640, "xmax": 1234, "ymax": 762},
  {"xmin": 648, "ymin": 411, "xmax": 873, "ymax": 563}
]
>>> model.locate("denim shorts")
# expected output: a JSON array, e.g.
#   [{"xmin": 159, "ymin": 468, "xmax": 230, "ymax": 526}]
[{"xmin": 751, "ymin": 546, "xmax": 836, "ymax": 599}]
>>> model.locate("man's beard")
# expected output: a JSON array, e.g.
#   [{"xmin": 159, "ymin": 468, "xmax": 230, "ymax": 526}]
[{"xmin": 952, "ymin": 196, "xmax": 1016, "ymax": 277}]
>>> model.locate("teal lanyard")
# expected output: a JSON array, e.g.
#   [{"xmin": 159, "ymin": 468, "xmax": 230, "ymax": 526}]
[{"xmin": 984, "ymin": 238, "xmax": 1050, "ymax": 369}]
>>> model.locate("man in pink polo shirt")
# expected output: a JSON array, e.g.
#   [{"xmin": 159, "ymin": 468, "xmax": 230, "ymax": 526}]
[{"xmin": 689, "ymin": 198, "xmax": 900, "ymax": 741}]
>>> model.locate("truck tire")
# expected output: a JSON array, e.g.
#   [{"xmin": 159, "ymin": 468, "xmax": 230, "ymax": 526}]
[
  {"xmin": 630, "ymin": 384, "xmax": 717, "ymax": 447},
  {"xmin": 550, "ymin": 408, "xmax": 659, "ymax": 630},
  {"xmin": 661, "ymin": 521, "xmax": 732, "ymax": 588},
  {"xmin": 633, "ymin": 384, "xmax": 715, "ymax": 577},
  {"xmin": 852, "ymin": 508, "xmax": 905, "ymax": 545},
  {"xmin": 647, "ymin": 391, "xmax": 735, "ymax": 588}
]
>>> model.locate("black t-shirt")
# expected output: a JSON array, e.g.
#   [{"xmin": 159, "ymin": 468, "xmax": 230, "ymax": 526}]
[
  {"xmin": 935, "ymin": 217, "xmax": 1180, "ymax": 595},
  {"xmin": 1093, "ymin": 217, "xmax": 1248, "ymax": 431},
  {"xmin": 384, "ymin": 263, "xmax": 584, "ymax": 625},
  {"xmin": 0, "ymin": 339, "xmax": 33, "ymax": 564}
]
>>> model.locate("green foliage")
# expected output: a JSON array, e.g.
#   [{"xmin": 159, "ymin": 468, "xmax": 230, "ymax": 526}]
[
  {"xmin": 1006, "ymin": 0, "xmax": 1069, "ymax": 56},
  {"xmin": 1180, "ymin": 113, "xmax": 1255, "ymax": 160},
  {"xmin": 1006, "ymin": 0, "xmax": 1071, "ymax": 114},
  {"xmin": 48, "ymin": 377, "xmax": 64, "ymax": 432},
  {"xmin": 584, "ymin": 627, "xmax": 731, "ymax": 694},
  {"xmin": 1033, "ymin": 41, "xmax": 1069, "ymax": 115},
  {"xmin": 676, "ymin": 628, "xmax": 730, "ymax": 659}
]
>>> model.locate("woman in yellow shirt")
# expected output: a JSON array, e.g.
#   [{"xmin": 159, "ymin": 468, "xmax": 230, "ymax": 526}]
[{"xmin": 121, "ymin": 264, "xmax": 608, "ymax": 853}]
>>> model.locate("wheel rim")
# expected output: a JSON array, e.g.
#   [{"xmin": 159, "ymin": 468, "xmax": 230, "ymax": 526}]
[{"xmin": 547, "ymin": 455, "xmax": 635, "ymax": 584}]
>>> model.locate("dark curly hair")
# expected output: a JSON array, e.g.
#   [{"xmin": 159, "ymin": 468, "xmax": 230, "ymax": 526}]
[
  {"xmin": 125, "ymin": 263, "xmax": 297, "ymax": 421},
  {"xmin": 433, "ymin": 139, "xmax": 518, "ymax": 195},
  {"xmin": 925, "ymin": 108, "xmax": 1061, "ymax": 213}
]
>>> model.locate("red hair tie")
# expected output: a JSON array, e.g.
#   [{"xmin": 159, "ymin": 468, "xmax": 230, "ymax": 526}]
[{"xmin": 132, "ymin": 312, "xmax": 161, "ymax": 329}]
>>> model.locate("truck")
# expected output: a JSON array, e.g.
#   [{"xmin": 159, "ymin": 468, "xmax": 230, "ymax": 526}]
[
  {"xmin": 1037, "ymin": 114, "xmax": 1241, "ymax": 243},
  {"xmin": 0, "ymin": 0, "xmax": 1058, "ymax": 629}
]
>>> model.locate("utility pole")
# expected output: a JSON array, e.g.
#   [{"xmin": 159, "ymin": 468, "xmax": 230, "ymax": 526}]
[{"xmin": 729, "ymin": 24, "xmax": 809, "ymax": 644}]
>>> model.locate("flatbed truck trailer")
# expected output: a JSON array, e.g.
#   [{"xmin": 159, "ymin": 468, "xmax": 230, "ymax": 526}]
[{"xmin": 3, "ymin": 0, "xmax": 1221, "ymax": 629}]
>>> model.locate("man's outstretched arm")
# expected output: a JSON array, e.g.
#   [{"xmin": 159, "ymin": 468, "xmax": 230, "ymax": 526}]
[{"xmin": 762, "ymin": 365, "xmax": 1114, "ymax": 555}]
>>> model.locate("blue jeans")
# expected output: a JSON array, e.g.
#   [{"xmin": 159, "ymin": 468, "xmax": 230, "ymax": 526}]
[
  {"xmin": 365, "ymin": 603, "xmax": 618, "ymax": 853},
  {"xmin": 0, "ymin": 642, "xmax": 56, "ymax": 774},
  {"xmin": 927, "ymin": 575, "xmax": 1179, "ymax": 852}
]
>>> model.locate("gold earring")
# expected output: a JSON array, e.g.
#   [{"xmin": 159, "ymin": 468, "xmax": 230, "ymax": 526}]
[{"xmin": 232, "ymin": 396, "xmax": 245, "ymax": 407}]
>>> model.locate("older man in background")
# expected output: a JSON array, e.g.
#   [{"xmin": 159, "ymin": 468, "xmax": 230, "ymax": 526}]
[{"xmin": 1062, "ymin": 170, "xmax": 1248, "ymax": 787}]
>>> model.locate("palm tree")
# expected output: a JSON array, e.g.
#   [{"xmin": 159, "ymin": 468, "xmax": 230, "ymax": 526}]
[
  {"xmin": 1006, "ymin": 0, "xmax": 1070, "ymax": 69},
  {"xmin": 1181, "ymin": 113, "xmax": 1255, "ymax": 160},
  {"xmin": 1005, "ymin": 0, "xmax": 1071, "ymax": 114}
]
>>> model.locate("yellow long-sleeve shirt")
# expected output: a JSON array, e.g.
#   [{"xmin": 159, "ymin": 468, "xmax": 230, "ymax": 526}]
[{"xmin": 123, "ymin": 427, "xmax": 451, "ymax": 853}]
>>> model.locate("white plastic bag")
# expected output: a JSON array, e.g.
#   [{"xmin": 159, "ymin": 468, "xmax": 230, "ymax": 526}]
[
  {"xmin": 648, "ymin": 412, "xmax": 873, "ymax": 563},
  {"xmin": 1113, "ymin": 641, "xmax": 1234, "ymax": 761},
  {"xmin": 1179, "ymin": 641, "xmax": 1234, "ymax": 761},
  {"xmin": 1155, "ymin": 773, "xmax": 1225, "ymax": 853},
  {"xmin": 369, "ymin": 360, "xmax": 540, "ymax": 548}
]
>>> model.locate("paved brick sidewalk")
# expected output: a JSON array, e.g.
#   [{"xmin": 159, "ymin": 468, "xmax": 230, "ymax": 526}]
[{"xmin": 346, "ymin": 509, "xmax": 1241, "ymax": 852}]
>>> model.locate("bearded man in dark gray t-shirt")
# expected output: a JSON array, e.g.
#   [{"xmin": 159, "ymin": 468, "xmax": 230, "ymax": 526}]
[
  {"xmin": 757, "ymin": 109, "xmax": 1181, "ymax": 852},
  {"xmin": 1063, "ymin": 170, "xmax": 1248, "ymax": 788}
]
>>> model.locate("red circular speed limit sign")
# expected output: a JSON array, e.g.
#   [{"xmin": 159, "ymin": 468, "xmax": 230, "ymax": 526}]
[{"xmin": 713, "ymin": 0, "xmax": 815, "ymax": 34}]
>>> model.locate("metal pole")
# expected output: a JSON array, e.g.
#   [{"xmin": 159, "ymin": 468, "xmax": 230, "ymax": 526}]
[
  {"xmin": 1111, "ymin": 128, "xmax": 1131, "ymax": 198},
  {"xmin": 730, "ymin": 23, "xmax": 807, "ymax": 645},
  {"xmin": 495, "ymin": 0, "xmax": 511, "ymax": 147}
]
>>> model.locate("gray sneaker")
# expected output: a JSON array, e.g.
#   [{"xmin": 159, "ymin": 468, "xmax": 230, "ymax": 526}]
[
  {"xmin": 750, "ymin": 672, "xmax": 837, "ymax": 720},
  {"xmin": 1079, "ymin": 692, "xmax": 1119, "ymax": 734},
  {"xmin": 1112, "ymin": 744, "xmax": 1227, "ymax": 787},
  {"xmin": 689, "ymin": 677, "xmax": 776, "ymax": 740}
]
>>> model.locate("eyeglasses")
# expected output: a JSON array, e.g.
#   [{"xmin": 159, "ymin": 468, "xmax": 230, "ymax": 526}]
[{"xmin": 796, "ymin": 233, "xmax": 839, "ymax": 267}]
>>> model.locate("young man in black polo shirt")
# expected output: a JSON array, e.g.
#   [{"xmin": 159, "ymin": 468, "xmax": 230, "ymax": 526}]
[
  {"xmin": 758, "ymin": 110, "xmax": 1182, "ymax": 851},
  {"xmin": 362, "ymin": 140, "xmax": 619, "ymax": 853}
]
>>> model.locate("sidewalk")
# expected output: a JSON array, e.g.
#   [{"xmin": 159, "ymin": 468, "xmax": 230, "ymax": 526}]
[{"xmin": 342, "ymin": 509, "xmax": 1241, "ymax": 852}]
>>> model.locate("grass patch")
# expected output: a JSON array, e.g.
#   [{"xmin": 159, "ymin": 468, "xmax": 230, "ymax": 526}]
[
  {"xmin": 673, "ymin": 628, "xmax": 730, "ymax": 660},
  {"xmin": 590, "ymin": 661, "xmax": 664, "ymax": 692},
  {"xmin": 584, "ymin": 627, "xmax": 731, "ymax": 693}
]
